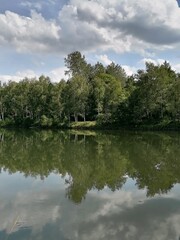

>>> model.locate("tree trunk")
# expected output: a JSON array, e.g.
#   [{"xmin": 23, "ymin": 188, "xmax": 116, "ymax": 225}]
[
  {"xmin": 83, "ymin": 112, "xmax": 86, "ymax": 122},
  {"xmin": 74, "ymin": 113, "xmax": 78, "ymax": 122}
]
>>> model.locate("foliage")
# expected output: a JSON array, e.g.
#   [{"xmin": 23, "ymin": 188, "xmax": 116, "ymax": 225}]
[
  {"xmin": 115, "ymin": 61, "xmax": 180, "ymax": 127},
  {"xmin": 0, "ymin": 52, "xmax": 179, "ymax": 129}
]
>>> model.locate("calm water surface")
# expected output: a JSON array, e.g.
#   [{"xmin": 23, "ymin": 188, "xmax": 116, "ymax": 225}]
[{"xmin": 0, "ymin": 130, "xmax": 180, "ymax": 240}]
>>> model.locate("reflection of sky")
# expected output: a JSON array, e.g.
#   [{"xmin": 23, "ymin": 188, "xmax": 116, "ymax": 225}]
[
  {"xmin": 0, "ymin": 171, "xmax": 180, "ymax": 240},
  {"xmin": 0, "ymin": 171, "xmax": 66, "ymax": 197}
]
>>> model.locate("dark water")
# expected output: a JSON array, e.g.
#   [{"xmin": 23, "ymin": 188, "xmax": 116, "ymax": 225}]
[{"xmin": 0, "ymin": 129, "xmax": 180, "ymax": 240}]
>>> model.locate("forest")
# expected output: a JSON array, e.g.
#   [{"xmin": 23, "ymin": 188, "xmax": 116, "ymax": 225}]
[{"xmin": 0, "ymin": 51, "xmax": 180, "ymax": 129}]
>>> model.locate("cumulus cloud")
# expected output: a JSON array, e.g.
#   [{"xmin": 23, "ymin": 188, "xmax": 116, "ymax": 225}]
[
  {"xmin": 139, "ymin": 58, "xmax": 166, "ymax": 65},
  {"xmin": 95, "ymin": 54, "xmax": 137, "ymax": 76},
  {"xmin": 49, "ymin": 66, "xmax": 68, "ymax": 81},
  {"xmin": 0, "ymin": 70, "xmax": 37, "ymax": 83},
  {"xmin": 1, "ymin": 0, "xmax": 180, "ymax": 56},
  {"xmin": 172, "ymin": 63, "xmax": 180, "ymax": 72},
  {"xmin": 122, "ymin": 65, "xmax": 137, "ymax": 76},
  {"xmin": 58, "ymin": 4, "xmax": 107, "ymax": 53},
  {"xmin": 67, "ymin": 0, "xmax": 180, "ymax": 53},
  {"xmin": 138, "ymin": 57, "xmax": 180, "ymax": 74},
  {"xmin": 96, "ymin": 54, "xmax": 112, "ymax": 65},
  {"xmin": 0, "ymin": 67, "xmax": 68, "ymax": 83},
  {"xmin": 0, "ymin": 10, "xmax": 60, "ymax": 53}
]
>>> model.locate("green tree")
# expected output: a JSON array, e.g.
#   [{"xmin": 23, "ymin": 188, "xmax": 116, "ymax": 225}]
[
  {"xmin": 64, "ymin": 51, "xmax": 91, "ymax": 79},
  {"xmin": 127, "ymin": 62, "xmax": 176, "ymax": 123},
  {"xmin": 166, "ymin": 75, "xmax": 180, "ymax": 121},
  {"xmin": 92, "ymin": 73, "xmax": 123, "ymax": 122},
  {"xmin": 64, "ymin": 75, "xmax": 89, "ymax": 121},
  {"xmin": 106, "ymin": 62, "xmax": 127, "ymax": 87}
]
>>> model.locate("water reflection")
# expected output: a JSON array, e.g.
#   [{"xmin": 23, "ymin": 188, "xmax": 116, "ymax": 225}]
[
  {"xmin": 0, "ymin": 174, "xmax": 180, "ymax": 240},
  {"xmin": 0, "ymin": 130, "xmax": 180, "ymax": 202},
  {"xmin": 0, "ymin": 130, "xmax": 180, "ymax": 239}
]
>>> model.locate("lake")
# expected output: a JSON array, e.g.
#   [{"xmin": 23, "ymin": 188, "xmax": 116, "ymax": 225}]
[{"xmin": 0, "ymin": 129, "xmax": 180, "ymax": 240}]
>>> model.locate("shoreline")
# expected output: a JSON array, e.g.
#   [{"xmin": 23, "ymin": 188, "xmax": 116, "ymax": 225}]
[{"xmin": 0, "ymin": 121, "xmax": 180, "ymax": 132}]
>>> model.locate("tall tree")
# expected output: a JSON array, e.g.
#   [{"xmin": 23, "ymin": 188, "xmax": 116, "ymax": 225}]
[
  {"xmin": 92, "ymin": 73, "xmax": 123, "ymax": 121},
  {"xmin": 64, "ymin": 75, "xmax": 89, "ymax": 122},
  {"xmin": 64, "ymin": 51, "xmax": 91, "ymax": 79},
  {"xmin": 127, "ymin": 61, "xmax": 176, "ymax": 123},
  {"xmin": 106, "ymin": 62, "xmax": 127, "ymax": 87}
]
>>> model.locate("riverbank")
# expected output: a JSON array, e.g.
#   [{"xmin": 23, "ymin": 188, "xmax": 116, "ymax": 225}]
[
  {"xmin": 0, "ymin": 120, "xmax": 180, "ymax": 131},
  {"xmin": 67, "ymin": 121, "xmax": 180, "ymax": 131}
]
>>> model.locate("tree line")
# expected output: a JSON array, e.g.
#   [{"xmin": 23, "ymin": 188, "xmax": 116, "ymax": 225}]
[{"xmin": 0, "ymin": 51, "xmax": 179, "ymax": 128}]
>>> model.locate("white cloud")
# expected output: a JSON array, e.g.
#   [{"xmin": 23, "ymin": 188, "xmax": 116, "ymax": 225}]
[
  {"xmin": 0, "ymin": 67, "xmax": 68, "ymax": 84},
  {"xmin": 122, "ymin": 65, "xmax": 137, "ymax": 76},
  {"xmin": 0, "ymin": 70, "xmax": 37, "ymax": 83},
  {"xmin": 65, "ymin": 0, "xmax": 180, "ymax": 54},
  {"xmin": 140, "ymin": 58, "xmax": 166, "ymax": 65},
  {"xmin": 171, "ymin": 63, "xmax": 180, "ymax": 73},
  {"xmin": 96, "ymin": 54, "xmax": 112, "ymax": 65},
  {"xmin": 138, "ymin": 58, "xmax": 180, "ymax": 74},
  {"xmin": 49, "ymin": 66, "xmax": 68, "ymax": 82},
  {"xmin": 0, "ymin": 10, "xmax": 60, "ymax": 54},
  {"xmin": 95, "ymin": 55, "xmax": 137, "ymax": 76},
  {"xmin": 1, "ymin": 0, "xmax": 180, "ymax": 56}
]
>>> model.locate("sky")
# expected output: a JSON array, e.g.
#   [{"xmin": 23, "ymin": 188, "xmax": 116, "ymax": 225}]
[{"xmin": 0, "ymin": 0, "xmax": 180, "ymax": 82}]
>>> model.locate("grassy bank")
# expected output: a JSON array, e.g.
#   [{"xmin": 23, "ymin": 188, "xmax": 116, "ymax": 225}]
[
  {"xmin": 68, "ymin": 121, "xmax": 180, "ymax": 131},
  {"xmin": 69, "ymin": 121, "xmax": 98, "ymax": 129},
  {"xmin": 0, "ymin": 119, "xmax": 180, "ymax": 131}
]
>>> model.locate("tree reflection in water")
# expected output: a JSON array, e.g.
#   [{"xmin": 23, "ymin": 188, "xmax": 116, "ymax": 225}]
[{"xmin": 0, "ymin": 129, "xmax": 180, "ymax": 203}]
